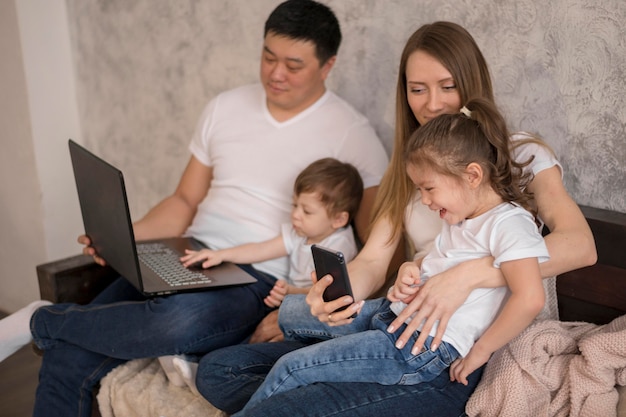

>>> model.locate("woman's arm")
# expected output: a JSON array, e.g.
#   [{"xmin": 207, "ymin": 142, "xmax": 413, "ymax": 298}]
[
  {"xmin": 388, "ymin": 165, "xmax": 597, "ymax": 353},
  {"xmin": 528, "ymin": 166, "xmax": 597, "ymax": 275}
]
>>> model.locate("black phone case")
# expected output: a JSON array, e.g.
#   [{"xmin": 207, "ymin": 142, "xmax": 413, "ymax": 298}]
[{"xmin": 311, "ymin": 244, "xmax": 356, "ymax": 316}]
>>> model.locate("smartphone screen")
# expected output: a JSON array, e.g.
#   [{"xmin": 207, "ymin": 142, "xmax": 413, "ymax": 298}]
[{"xmin": 311, "ymin": 244, "xmax": 357, "ymax": 317}]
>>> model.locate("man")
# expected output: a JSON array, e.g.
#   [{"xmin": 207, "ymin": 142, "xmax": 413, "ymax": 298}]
[{"xmin": 22, "ymin": 1, "xmax": 387, "ymax": 416}]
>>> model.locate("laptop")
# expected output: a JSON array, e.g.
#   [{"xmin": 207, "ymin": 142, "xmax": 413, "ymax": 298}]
[{"xmin": 68, "ymin": 139, "xmax": 257, "ymax": 296}]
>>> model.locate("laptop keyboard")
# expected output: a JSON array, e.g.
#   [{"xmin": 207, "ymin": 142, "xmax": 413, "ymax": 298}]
[{"xmin": 137, "ymin": 243, "xmax": 212, "ymax": 286}]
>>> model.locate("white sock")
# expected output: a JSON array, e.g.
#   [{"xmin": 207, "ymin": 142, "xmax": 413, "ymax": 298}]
[
  {"xmin": 0, "ymin": 300, "xmax": 52, "ymax": 362},
  {"xmin": 158, "ymin": 355, "xmax": 186, "ymax": 387},
  {"xmin": 172, "ymin": 355, "xmax": 200, "ymax": 396}
]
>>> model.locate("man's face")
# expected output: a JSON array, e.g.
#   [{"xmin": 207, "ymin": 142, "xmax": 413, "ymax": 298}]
[{"xmin": 260, "ymin": 32, "xmax": 335, "ymax": 120}]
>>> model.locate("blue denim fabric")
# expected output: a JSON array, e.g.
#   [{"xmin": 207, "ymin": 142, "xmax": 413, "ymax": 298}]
[
  {"xmin": 197, "ymin": 340, "xmax": 311, "ymax": 414},
  {"xmin": 198, "ymin": 340, "xmax": 482, "ymax": 417},
  {"xmin": 238, "ymin": 302, "xmax": 459, "ymax": 413},
  {"xmin": 279, "ymin": 294, "xmax": 388, "ymax": 341},
  {"xmin": 30, "ymin": 265, "xmax": 276, "ymax": 417}
]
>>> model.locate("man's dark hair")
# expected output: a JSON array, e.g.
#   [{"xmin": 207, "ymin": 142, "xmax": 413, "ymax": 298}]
[{"xmin": 264, "ymin": 0, "xmax": 341, "ymax": 65}]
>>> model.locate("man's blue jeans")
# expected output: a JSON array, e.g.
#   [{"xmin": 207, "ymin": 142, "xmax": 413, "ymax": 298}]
[
  {"xmin": 237, "ymin": 296, "xmax": 459, "ymax": 413},
  {"xmin": 30, "ymin": 265, "xmax": 276, "ymax": 417}
]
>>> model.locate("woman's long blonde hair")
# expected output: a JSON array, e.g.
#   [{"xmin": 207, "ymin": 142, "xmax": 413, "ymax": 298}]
[{"xmin": 370, "ymin": 21, "xmax": 495, "ymax": 242}]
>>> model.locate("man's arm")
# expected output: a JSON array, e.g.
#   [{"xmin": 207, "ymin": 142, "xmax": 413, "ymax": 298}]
[{"xmin": 133, "ymin": 156, "xmax": 213, "ymax": 241}]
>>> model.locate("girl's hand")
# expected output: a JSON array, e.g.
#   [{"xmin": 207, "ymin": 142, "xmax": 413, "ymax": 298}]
[
  {"xmin": 306, "ymin": 273, "xmax": 363, "ymax": 326},
  {"xmin": 387, "ymin": 261, "xmax": 421, "ymax": 303},
  {"xmin": 264, "ymin": 280, "xmax": 289, "ymax": 308},
  {"xmin": 449, "ymin": 347, "xmax": 490, "ymax": 386},
  {"xmin": 179, "ymin": 249, "xmax": 223, "ymax": 268}
]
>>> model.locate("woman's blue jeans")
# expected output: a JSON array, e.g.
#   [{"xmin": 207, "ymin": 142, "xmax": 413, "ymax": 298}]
[
  {"xmin": 198, "ymin": 295, "xmax": 478, "ymax": 416},
  {"xmin": 30, "ymin": 265, "xmax": 276, "ymax": 417}
]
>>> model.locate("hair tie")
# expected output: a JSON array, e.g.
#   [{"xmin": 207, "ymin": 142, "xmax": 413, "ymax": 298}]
[{"xmin": 460, "ymin": 106, "xmax": 472, "ymax": 118}]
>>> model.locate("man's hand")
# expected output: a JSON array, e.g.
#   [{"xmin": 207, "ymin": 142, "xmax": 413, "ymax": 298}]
[
  {"xmin": 249, "ymin": 310, "xmax": 284, "ymax": 343},
  {"xmin": 78, "ymin": 235, "xmax": 107, "ymax": 266}
]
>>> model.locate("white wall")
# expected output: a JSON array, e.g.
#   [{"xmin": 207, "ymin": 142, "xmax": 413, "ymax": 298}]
[{"xmin": 0, "ymin": 0, "xmax": 83, "ymax": 313}]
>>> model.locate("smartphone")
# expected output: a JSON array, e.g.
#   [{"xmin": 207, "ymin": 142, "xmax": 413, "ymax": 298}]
[{"xmin": 311, "ymin": 244, "xmax": 357, "ymax": 317}]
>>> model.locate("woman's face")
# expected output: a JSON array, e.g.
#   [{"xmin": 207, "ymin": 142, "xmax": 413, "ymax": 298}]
[{"xmin": 405, "ymin": 50, "xmax": 462, "ymax": 126}]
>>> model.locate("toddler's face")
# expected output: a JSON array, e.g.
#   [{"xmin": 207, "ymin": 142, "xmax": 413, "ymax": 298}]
[{"xmin": 291, "ymin": 192, "xmax": 337, "ymax": 244}]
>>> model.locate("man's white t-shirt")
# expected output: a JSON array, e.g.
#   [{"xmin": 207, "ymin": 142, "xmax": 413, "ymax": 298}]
[
  {"xmin": 281, "ymin": 224, "xmax": 358, "ymax": 289},
  {"xmin": 185, "ymin": 84, "xmax": 388, "ymax": 279}
]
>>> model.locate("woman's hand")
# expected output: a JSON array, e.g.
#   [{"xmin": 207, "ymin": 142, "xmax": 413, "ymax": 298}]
[
  {"xmin": 387, "ymin": 264, "xmax": 474, "ymax": 355},
  {"xmin": 306, "ymin": 274, "xmax": 363, "ymax": 326},
  {"xmin": 78, "ymin": 235, "xmax": 107, "ymax": 266}
]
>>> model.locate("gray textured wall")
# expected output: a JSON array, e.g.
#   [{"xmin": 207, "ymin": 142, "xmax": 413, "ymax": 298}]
[{"xmin": 66, "ymin": 0, "xmax": 626, "ymax": 220}]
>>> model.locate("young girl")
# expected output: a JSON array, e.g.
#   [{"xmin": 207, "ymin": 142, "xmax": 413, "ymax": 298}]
[
  {"xmin": 234, "ymin": 98, "xmax": 550, "ymax": 414},
  {"xmin": 159, "ymin": 157, "xmax": 363, "ymax": 391}
]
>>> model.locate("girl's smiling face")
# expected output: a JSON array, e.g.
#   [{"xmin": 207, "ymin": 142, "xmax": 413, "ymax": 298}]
[{"xmin": 407, "ymin": 163, "xmax": 473, "ymax": 225}]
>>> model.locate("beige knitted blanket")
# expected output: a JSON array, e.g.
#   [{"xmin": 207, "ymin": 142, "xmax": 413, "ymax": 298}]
[
  {"xmin": 97, "ymin": 358, "xmax": 227, "ymax": 417},
  {"xmin": 466, "ymin": 315, "xmax": 626, "ymax": 417}
]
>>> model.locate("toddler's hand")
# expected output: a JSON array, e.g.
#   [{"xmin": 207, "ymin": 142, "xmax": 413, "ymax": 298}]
[
  {"xmin": 179, "ymin": 249, "xmax": 222, "ymax": 269},
  {"xmin": 264, "ymin": 280, "xmax": 289, "ymax": 308}
]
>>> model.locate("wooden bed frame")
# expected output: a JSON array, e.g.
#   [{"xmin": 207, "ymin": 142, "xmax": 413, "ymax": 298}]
[{"xmin": 35, "ymin": 204, "xmax": 626, "ymax": 416}]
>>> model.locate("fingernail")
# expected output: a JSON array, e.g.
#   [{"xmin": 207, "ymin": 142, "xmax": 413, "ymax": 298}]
[
  {"xmin": 396, "ymin": 340, "xmax": 404, "ymax": 349},
  {"xmin": 431, "ymin": 343, "xmax": 438, "ymax": 352},
  {"xmin": 387, "ymin": 325, "xmax": 395, "ymax": 333},
  {"xmin": 411, "ymin": 347, "xmax": 419, "ymax": 355}
]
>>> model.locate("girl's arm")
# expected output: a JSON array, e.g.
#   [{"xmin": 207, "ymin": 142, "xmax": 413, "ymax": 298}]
[
  {"xmin": 389, "ymin": 166, "xmax": 597, "ymax": 353},
  {"xmin": 449, "ymin": 257, "xmax": 545, "ymax": 385}
]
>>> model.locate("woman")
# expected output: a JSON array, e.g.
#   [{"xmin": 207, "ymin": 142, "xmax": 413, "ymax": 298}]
[{"xmin": 197, "ymin": 21, "xmax": 597, "ymax": 416}]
